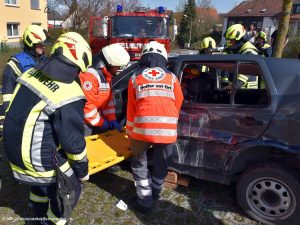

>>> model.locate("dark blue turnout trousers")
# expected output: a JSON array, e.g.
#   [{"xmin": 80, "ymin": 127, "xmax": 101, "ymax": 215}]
[{"xmin": 29, "ymin": 174, "xmax": 81, "ymax": 225}]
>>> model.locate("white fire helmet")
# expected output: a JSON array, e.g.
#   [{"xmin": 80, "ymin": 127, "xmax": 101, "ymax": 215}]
[
  {"xmin": 141, "ymin": 41, "xmax": 168, "ymax": 60},
  {"xmin": 102, "ymin": 43, "xmax": 130, "ymax": 67}
]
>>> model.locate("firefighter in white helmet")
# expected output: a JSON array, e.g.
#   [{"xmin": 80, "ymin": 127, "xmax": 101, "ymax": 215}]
[{"xmin": 79, "ymin": 43, "xmax": 130, "ymax": 135}]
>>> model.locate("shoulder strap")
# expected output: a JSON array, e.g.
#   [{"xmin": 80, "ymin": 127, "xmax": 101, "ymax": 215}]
[{"xmin": 14, "ymin": 52, "xmax": 37, "ymax": 73}]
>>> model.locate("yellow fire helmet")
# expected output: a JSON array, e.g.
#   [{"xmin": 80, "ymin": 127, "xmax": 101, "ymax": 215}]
[
  {"xmin": 200, "ymin": 37, "xmax": 216, "ymax": 50},
  {"xmin": 255, "ymin": 31, "xmax": 267, "ymax": 42},
  {"xmin": 51, "ymin": 32, "xmax": 92, "ymax": 72},
  {"xmin": 23, "ymin": 25, "xmax": 48, "ymax": 48},
  {"xmin": 225, "ymin": 24, "xmax": 246, "ymax": 41}
]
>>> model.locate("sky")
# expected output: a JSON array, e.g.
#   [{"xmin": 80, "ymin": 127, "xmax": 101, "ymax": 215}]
[{"xmin": 139, "ymin": 0, "xmax": 245, "ymax": 13}]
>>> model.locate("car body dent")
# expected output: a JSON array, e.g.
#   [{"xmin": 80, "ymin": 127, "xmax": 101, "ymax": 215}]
[{"xmin": 112, "ymin": 54, "xmax": 300, "ymax": 184}]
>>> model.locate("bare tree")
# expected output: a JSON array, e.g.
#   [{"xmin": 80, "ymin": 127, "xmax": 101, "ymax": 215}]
[
  {"xmin": 53, "ymin": 0, "xmax": 140, "ymax": 31},
  {"xmin": 273, "ymin": 0, "xmax": 293, "ymax": 58},
  {"xmin": 197, "ymin": 0, "xmax": 212, "ymax": 8},
  {"xmin": 176, "ymin": 0, "xmax": 187, "ymax": 12},
  {"xmin": 193, "ymin": 0, "xmax": 218, "ymax": 47}
]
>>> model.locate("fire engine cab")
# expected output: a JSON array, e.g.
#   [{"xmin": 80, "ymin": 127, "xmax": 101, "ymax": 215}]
[{"xmin": 89, "ymin": 5, "xmax": 177, "ymax": 60}]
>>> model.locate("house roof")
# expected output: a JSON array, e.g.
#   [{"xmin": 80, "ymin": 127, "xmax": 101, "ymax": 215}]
[
  {"xmin": 226, "ymin": 0, "xmax": 298, "ymax": 17},
  {"xmin": 196, "ymin": 7, "xmax": 219, "ymax": 19},
  {"xmin": 173, "ymin": 7, "xmax": 219, "ymax": 23}
]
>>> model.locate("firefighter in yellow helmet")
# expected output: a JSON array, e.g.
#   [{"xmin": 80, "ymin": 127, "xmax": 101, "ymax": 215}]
[
  {"xmin": 2, "ymin": 25, "xmax": 48, "ymax": 113},
  {"xmin": 3, "ymin": 32, "xmax": 92, "ymax": 224},
  {"xmin": 199, "ymin": 37, "xmax": 216, "ymax": 55},
  {"xmin": 225, "ymin": 24, "xmax": 258, "ymax": 55},
  {"xmin": 255, "ymin": 31, "xmax": 271, "ymax": 57},
  {"xmin": 198, "ymin": 36, "xmax": 217, "ymax": 74},
  {"xmin": 225, "ymin": 24, "xmax": 259, "ymax": 88}
]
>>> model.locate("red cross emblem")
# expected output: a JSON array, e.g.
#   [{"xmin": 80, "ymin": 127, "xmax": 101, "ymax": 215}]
[
  {"xmin": 83, "ymin": 81, "xmax": 92, "ymax": 90},
  {"xmin": 148, "ymin": 69, "xmax": 160, "ymax": 77},
  {"xmin": 142, "ymin": 67, "xmax": 166, "ymax": 81}
]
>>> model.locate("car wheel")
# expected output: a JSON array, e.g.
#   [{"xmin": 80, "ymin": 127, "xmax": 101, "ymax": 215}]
[{"xmin": 237, "ymin": 162, "xmax": 300, "ymax": 225}]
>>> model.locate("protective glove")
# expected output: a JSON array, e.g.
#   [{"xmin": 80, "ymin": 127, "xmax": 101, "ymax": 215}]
[
  {"xmin": 109, "ymin": 120, "xmax": 122, "ymax": 132},
  {"xmin": 99, "ymin": 119, "xmax": 110, "ymax": 131},
  {"xmin": 79, "ymin": 174, "xmax": 89, "ymax": 182}
]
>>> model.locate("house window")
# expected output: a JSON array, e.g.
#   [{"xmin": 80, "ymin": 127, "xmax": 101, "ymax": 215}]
[
  {"xmin": 31, "ymin": 0, "xmax": 40, "ymax": 9},
  {"xmin": 296, "ymin": 5, "xmax": 300, "ymax": 14},
  {"xmin": 5, "ymin": 0, "xmax": 17, "ymax": 5},
  {"xmin": 257, "ymin": 22, "xmax": 262, "ymax": 29},
  {"xmin": 229, "ymin": 21, "xmax": 235, "ymax": 27},
  {"xmin": 7, "ymin": 23, "xmax": 19, "ymax": 37}
]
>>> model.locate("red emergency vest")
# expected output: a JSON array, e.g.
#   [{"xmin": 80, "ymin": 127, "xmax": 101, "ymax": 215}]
[
  {"xmin": 79, "ymin": 67, "xmax": 116, "ymax": 127},
  {"xmin": 126, "ymin": 67, "xmax": 183, "ymax": 143}
]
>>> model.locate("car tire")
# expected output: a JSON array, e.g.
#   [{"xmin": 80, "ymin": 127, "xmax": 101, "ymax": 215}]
[{"xmin": 236, "ymin": 162, "xmax": 300, "ymax": 225}]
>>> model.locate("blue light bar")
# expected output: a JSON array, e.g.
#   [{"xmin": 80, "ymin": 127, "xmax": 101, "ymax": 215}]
[
  {"xmin": 117, "ymin": 5, "xmax": 123, "ymax": 13},
  {"xmin": 158, "ymin": 6, "xmax": 165, "ymax": 14}
]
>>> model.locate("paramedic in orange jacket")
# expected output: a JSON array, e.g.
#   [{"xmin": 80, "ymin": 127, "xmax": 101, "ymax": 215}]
[
  {"xmin": 126, "ymin": 41, "xmax": 183, "ymax": 214},
  {"xmin": 80, "ymin": 44, "xmax": 130, "ymax": 135}
]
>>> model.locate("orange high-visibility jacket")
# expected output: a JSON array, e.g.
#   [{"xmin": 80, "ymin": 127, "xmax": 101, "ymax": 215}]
[
  {"xmin": 79, "ymin": 67, "xmax": 116, "ymax": 127},
  {"xmin": 126, "ymin": 67, "xmax": 183, "ymax": 143}
]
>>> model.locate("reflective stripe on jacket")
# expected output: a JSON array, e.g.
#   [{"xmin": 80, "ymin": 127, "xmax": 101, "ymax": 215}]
[
  {"xmin": 256, "ymin": 43, "xmax": 271, "ymax": 57},
  {"xmin": 4, "ymin": 68, "xmax": 87, "ymax": 185},
  {"xmin": 126, "ymin": 67, "xmax": 183, "ymax": 143},
  {"xmin": 238, "ymin": 41, "xmax": 259, "ymax": 89},
  {"xmin": 79, "ymin": 67, "xmax": 116, "ymax": 127},
  {"xmin": 238, "ymin": 41, "xmax": 258, "ymax": 55}
]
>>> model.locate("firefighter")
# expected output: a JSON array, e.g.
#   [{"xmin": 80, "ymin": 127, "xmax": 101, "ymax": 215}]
[
  {"xmin": 3, "ymin": 32, "xmax": 92, "ymax": 224},
  {"xmin": 225, "ymin": 24, "xmax": 258, "ymax": 55},
  {"xmin": 255, "ymin": 31, "xmax": 271, "ymax": 57},
  {"xmin": 199, "ymin": 36, "xmax": 216, "ymax": 55},
  {"xmin": 2, "ymin": 24, "xmax": 48, "ymax": 112},
  {"xmin": 224, "ymin": 24, "xmax": 259, "ymax": 89},
  {"xmin": 126, "ymin": 41, "xmax": 183, "ymax": 214},
  {"xmin": 80, "ymin": 43, "xmax": 130, "ymax": 135}
]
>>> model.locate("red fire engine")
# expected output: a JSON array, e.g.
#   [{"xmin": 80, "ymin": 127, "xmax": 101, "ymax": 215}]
[{"xmin": 89, "ymin": 5, "xmax": 177, "ymax": 61}]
